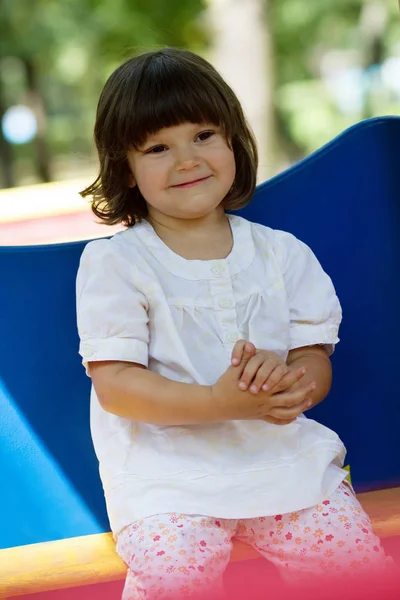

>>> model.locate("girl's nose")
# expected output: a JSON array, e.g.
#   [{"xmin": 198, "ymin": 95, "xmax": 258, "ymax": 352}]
[{"xmin": 174, "ymin": 148, "xmax": 201, "ymax": 171}]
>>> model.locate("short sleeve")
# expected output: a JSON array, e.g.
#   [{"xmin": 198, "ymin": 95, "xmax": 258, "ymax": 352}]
[
  {"xmin": 76, "ymin": 239, "xmax": 149, "ymax": 375},
  {"xmin": 273, "ymin": 230, "xmax": 342, "ymax": 355}
]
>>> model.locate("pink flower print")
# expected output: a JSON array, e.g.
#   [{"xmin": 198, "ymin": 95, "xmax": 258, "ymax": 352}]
[
  {"xmin": 157, "ymin": 551, "xmax": 165, "ymax": 556},
  {"xmin": 303, "ymin": 526, "xmax": 311, "ymax": 534},
  {"xmin": 295, "ymin": 537, "xmax": 302, "ymax": 545},
  {"xmin": 322, "ymin": 513, "xmax": 329, "ymax": 517},
  {"xmin": 177, "ymin": 524, "xmax": 183, "ymax": 528},
  {"xmin": 350, "ymin": 560, "xmax": 361, "ymax": 568},
  {"xmin": 324, "ymin": 549, "xmax": 334, "ymax": 558},
  {"xmin": 344, "ymin": 523, "xmax": 352, "ymax": 530},
  {"xmin": 373, "ymin": 545, "xmax": 380, "ymax": 552},
  {"xmin": 153, "ymin": 535, "xmax": 161, "ymax": 542},
  {"xmin": 272, "ymin": 537, "xmax": 280, "ymax": 545},
  {"xmin": 285, "ymin": 532, "xmax": 292, "ymax": 540},
  {"xmin": 166, "ymin": 566, "xmax": 175, "ymax": 573},
  {"xmin": 259, "ymin": 517, "xmax": 266, "ymax": 522},
  {"xmin": 170, "ymin": 516, "xmax": 178, "ymax": 523},
  {"xmin": 179, "ymin": 586, "xmax": 190, "ymax": 595},
  {"xmin": 362, "ymin": 528, "xmax": 369, "ymax": 534},
  {"xmin": 275, "ymin": 515, "xmax": 283, "ymax": 521},
  {"xmin": 200, "ymin": 540, "xmax": 207, "ymax": 547},
  {"xmin": 289, "ymin": 512, "xmax": 300, "ymax": 522},
  {"xmin": 355, "ymin": 538, "xmax": 361, "ymax": 544},
  {"xmin": 215, "ymin": 520, "xmax": 221, "ymax": 527},
  {"xmin": 168, "ymin": 535, "xmax": 177, "ymax": 543},
  {"xmin": 362, "ymin": 556, "xmax": 370, "ymax": 564},
  {"xmin": 317, "ymin": 540, "xmax": 324, "ymax": 545},
  {"xmin": 198, "ymin": 565, "xmax": 205, "ymax": 572},
  {"xmin": 325, "ymin": 535, "xmax": 334, "ymax": 542},
  {"xmin": 322, "ymin": 500, "xmax": 330, "ymax": 505},
  {"xmin": 313, "ymin": 528, "xmax": 324, "ymax": 539},
  {"xmin": 337, "ymin": 540, "xmax": 345, "ymax": 548},
  {"xmin": 269, "ymin": 531, "xmax": 274, "ymax": 537},
  {"xmin": 277, "ymin": 548, "xmax": 286, "ymax": 561}
]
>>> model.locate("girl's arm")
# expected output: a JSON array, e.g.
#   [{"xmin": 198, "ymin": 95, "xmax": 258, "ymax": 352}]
[
  {"xmin": 89, "ymin": 360, "xmax": 216, "ymax": 425},
  {"xmin": 89, "ymin": 358, "xmax": 314, "ymax": 426},
  {"xmin": 286, "ymin": 345, "xmax": 332, "ymax": 408}
]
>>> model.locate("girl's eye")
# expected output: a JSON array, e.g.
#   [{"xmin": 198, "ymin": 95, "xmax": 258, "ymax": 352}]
[
  {"xmin": 196, "ymin": 131, "xmax": 215, "ymax": 142},
  {"xmin": 146, "ymin": 145, "xmax": 167, "ymax": 154}
]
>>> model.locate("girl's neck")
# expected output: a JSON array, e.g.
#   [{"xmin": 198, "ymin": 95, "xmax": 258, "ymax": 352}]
[{"xmin": 147, "ymin": 210, "xmax": 233, "ymax": 261}]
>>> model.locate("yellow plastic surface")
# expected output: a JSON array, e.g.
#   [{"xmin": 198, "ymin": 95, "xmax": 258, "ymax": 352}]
[{"xmin": 1, "ymin": 487, "xmax": 399, "ymax": 598}]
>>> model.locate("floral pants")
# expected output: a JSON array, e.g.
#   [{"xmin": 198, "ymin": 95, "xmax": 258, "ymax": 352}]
[{"xmin": 116, "ymin": 483, "xmax": 392, "ymax": 600}]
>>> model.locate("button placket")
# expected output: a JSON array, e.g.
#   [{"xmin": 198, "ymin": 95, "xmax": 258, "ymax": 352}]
[
  {"xmin": 210, "ymin": 262, "xmax": 225, "ymax": 278},
  {"xmin": 219, "ymin": 297, "xmax": 233, "ymax": 309},
  {"xmin": 209, "ymin": 276, "xmax": 239, "ymax": 346}
]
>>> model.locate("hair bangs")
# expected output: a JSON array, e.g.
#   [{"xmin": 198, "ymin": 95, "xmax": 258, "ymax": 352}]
[{"xmin": 123, "ymin": 58, "xmax": 234, "ymax": 151}]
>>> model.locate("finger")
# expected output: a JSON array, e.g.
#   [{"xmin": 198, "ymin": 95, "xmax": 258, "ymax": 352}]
[
  {"xmin": 260, "ymin": 364, "xmax": 290, "ymax": 392},
  {"xmin": 249, "ymin": 362, "xmax": 283, "ymax": 393},
  {"xmin": 269, "ymin": 366, "xmax": 307, "ymax": 394},
  {"xmin": 231, "ymin": 340, "xmax": 255, "ymax": 366},
  {"xmin": 238, "ymin": 354, "xmax": 265, "ymax": 390},
  {"xmin": 269, "ymin": 396, "xmax": 312, "ymax": 420},
  {"xmin": 273, "ymin": 381, "xmax": 316, "ymax": 408}
]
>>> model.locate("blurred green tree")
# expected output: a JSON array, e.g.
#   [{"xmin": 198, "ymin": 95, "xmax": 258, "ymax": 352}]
[
  {"xmin": 0, "ymin": 0, "xmax": 206, "ymax": 187},
  {"xmin": 0, "ymin": 0, "xmax": 397, "ymax": 188}
]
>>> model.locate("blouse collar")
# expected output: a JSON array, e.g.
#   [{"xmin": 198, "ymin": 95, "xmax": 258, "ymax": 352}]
[{"xmin": 133, "ymin": 214, "xmax": 255, "ymax": 280}]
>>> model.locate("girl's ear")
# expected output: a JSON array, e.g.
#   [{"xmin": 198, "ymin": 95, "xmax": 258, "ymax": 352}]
[{"xmin": 128, "ymin": 172, "xmax": 137, "ymax": 188}]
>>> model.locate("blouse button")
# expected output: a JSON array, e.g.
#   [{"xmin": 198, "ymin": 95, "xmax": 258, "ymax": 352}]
[
  {"xmin": 226, "ymin": 332, "xmax": 239, "ymax": 343},
  {"xmin": 211, "ymin": 264, "xmax": 224, "ymax": 277},
  {"xmin": 219, "ymin": 298, "xmax": 233, "ymax": 309}
]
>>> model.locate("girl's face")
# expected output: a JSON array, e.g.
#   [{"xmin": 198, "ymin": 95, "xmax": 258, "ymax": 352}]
[{"xmin": 127, "ymin": 122, "xmax": 236, "ymax": 223}]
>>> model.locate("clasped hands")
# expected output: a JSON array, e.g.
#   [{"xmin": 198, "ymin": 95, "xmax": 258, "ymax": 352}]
[{"xmin": 211, "ymin": 340, "xmax": 316, "ymax": 425}]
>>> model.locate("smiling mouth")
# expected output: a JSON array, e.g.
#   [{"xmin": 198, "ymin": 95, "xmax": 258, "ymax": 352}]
[{"xmin": 172, "ymin": 176, "xmax": 211, "ymax": 188}]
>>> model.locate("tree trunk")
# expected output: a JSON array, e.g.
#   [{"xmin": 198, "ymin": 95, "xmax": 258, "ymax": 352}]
[
  {"xmin": 23, "ymin": 58, "xmax": 52, "ymax": 183},
  {"xmin": 0, "ymin": 74, "xmax": 15, "ymax": 188},
  {"xmin": 206, "ymin": 0, "xmax": 278, "ymax": 181},
  {"xmin": 359, "ymin": 1, "xmax": 387, "ymax": 120}
]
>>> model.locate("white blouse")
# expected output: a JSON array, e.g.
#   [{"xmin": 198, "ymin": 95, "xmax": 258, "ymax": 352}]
[{"xmin": 76, "ymin": 215, "xmax": 347, "ymax": 537}]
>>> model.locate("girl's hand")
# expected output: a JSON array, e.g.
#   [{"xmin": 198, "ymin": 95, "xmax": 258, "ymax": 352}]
[
  {"xmin": 231, "ymin": 339, "xmax": 306, "ymax": 394},
  {"xmin": 211, "ymin": 353, "xmax": 315, "ymax": 423}
]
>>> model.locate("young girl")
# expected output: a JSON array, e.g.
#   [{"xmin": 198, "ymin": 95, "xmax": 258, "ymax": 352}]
[{"xmin": 76, "ymin": 48, "xmax": 391, "ymax": 599}]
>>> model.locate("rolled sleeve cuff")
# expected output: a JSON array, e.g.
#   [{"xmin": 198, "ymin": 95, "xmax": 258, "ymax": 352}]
[
  {"xmin": 79, "ymin": 338, "xmax": 148, "ymax": 375},
  {"xmin": 289, "ymin": 323, "xmax": 340, "ymax": 356}
]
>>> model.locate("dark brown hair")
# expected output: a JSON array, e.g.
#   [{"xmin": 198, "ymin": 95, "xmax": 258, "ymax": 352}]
[{"xmin": 81, "ymin": 48, "xmax": 258, "ymax": 226}]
